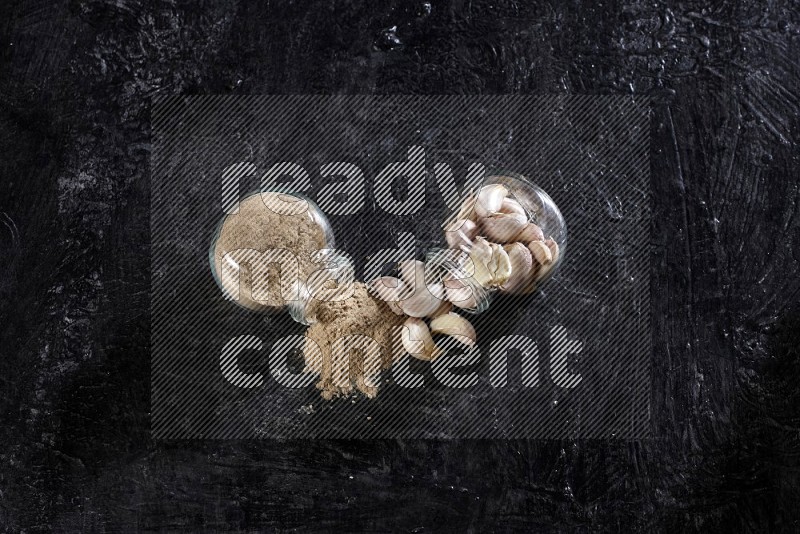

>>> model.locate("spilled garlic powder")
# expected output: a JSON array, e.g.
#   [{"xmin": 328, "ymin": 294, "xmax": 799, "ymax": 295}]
[{"xmin": 302, "ymin": 282, "xmax": 405, "ymax": 399}]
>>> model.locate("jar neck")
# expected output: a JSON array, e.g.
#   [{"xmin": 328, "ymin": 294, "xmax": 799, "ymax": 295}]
[
  {"xmin": 425, "ymin": 248, "xmax": 493, "ymax": 315},
  {"xmin": 286, "ymin": 280, "xmax": 313, "ymax": 326}
]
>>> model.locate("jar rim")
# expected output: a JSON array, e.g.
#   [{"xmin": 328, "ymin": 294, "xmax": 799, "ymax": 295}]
[{"xmin": 425, "ymin": 248, "xmax": 492, "ymax": 315}]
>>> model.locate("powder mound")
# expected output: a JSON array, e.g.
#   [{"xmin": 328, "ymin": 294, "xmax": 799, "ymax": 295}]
[
  {"xmin": 302, "ymin": 282, "xmax": 406, "ymax": 399},
  {"xmin": 212, "ymin": 193, "xmax": 327, "ymax": 311}
]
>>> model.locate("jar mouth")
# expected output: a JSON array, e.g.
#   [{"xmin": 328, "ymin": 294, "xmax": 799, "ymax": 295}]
[
  {"xmin": 286, "ymin": 249, "xmax": 356, "ymax": 326},
  {"xmin": 425, "ymin": 248, "xmax": 492, "ymax": 315},
  {"xmin": 455, "ymin": 274, "xmax": 491, "ymax": 315},
  {"xmin": 286, "ymin": 280, "xmax": 313, "ymax": 326}
]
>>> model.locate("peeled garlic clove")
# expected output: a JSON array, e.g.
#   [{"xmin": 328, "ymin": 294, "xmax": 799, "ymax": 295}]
[
  {"xmin": 514, "ymin": 222, "xmax": 544, "ymax": 243},
  {"xmin": 500, "ymin": 243, "xmax": 536, "ymax": 295},
  {"xmin": 481, "ymin": 212, "xmax": 528, "ymax": 243},
  {"xmin": 399, "ymin": 282, "xmax": 445, "ymax": 318},
  {"xmin": 401, "ymin": 317, "xmax": 439, "ymax": 361},
  {"xmin": 474, "ymin": 184, "xmax": 508, "ymax": 218},
  {"xmin": 500, "ymin": 197, "xmax": 527, "ymax": 218},
  {"xmin": 528, "ymin": 240, "xmax": 553, "ymax": 265},
  {"xmin": 445, "ymin": 219, "xmax": 478, "ymax": 251},
  {"xmin": 430, "ymin": 312, "xmax": 477, "ymax": 347}
]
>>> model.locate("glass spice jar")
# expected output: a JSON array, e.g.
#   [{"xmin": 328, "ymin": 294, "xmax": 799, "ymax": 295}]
[
  {"xmin": 209, "ymin": 190, "xmax": 336, "ymax": 316},
  {"xmin": 429, "ymin": 171, "xmax": 567, "ymax": 314}
]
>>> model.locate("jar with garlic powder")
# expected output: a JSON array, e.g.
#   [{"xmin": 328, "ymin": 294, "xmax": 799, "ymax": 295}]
[
  {"xmin": 209, "ymin": 191, "xmax": 336, "ymax": 314},
  {"xmin": 432, "ymin": 172, "xmax": 567, "ymax": 314}
]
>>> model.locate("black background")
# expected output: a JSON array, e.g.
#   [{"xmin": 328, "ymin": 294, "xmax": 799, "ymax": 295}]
[{"xmin": 1, "ymin": 0, "xmax": 799, "ymax": 531}]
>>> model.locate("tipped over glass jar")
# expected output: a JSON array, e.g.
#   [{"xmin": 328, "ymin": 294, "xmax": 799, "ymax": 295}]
[
  {"xmin": 426, "ymin": 172, "xmax": 567, "ymax": 314},
  {"xmin": 209, "ymin": 190, "xmax": 336, "ymax": 318}
]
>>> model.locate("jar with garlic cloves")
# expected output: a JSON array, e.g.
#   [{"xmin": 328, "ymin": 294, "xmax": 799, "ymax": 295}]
[
  {"xmin": 209, "ymin": 190, "xmax": 336, "ymax": 315},
  {"xmin": 431, "ymin": 171, "xmax": 567, "ymax": 314}
]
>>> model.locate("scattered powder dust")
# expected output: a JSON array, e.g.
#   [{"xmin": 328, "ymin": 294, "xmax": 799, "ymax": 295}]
[
  {"xmin": 212, "ymin": 193, "xmax": 327, "ymax": 311},
  {"xmin": 302, "ymin": 282, "xmax": 406, "ymax": 399}
]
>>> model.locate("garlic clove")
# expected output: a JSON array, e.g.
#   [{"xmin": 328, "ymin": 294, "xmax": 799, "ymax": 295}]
[
  {"xmin": 545, "ymin": 238, "xmax": 560, "ymax": 264},
  {"xmin": 500, "ymin": 242, "xmax": 537, "ymax": 295},
  {"xmin": 443, "ymin": 273, "xmax": 477, "ymax": 309},
  {"xmin": 481, "ymin": 212, "xmax": 528, "ymax": 243},
  {"xmin": 453, "ymin": 193, "xmax": 479, "ymax": 223},
  {"xmin": 368, "ymin": 276, "xmax": 411, "ymax": 315},
  {"xmin": 514, "ymin": 222, "xmax": 544, "ymax": 243},
  {"xmin": 534, "ymin": 238, "xmax": 561, "ymax": 282},
  {"xmin": 468, "ymin": 236, "xmax": 512, "ymax": 288},
  {"xmin": 399, "ymin": 282, "xmax": 445, "ymax": 318},
  {"xmin": 428, "ymin": 281, "xmax": 445, "ymax": 300},
  {"xmin": 449, "ymin": 291, "xmax": 477, "ymax": 310},
  {"xmin": 474, "ymin": 184, "xmax": 508, "ymax": 218},
  {"xmin": 399, "ymin": 292, "xmax": 441, "ymax": 318},
  {"xmin": 401, "ymin": 317, "xmax": 439, "ymax": 361},
  {"xmin": 428, "ymin": 298, "xmax": 453, "ymax": 319},
  {"xmin": 528, "ymin": 240, "xmax": 553, "ymax": 266},
  {"xmin": 444, "ymin": 218, "xmax": 478, "ymax": 251},
  {"xmin": 398, "ymin": 259, "xmax": 426, "ymax": 290},
  {"xmin": 499, "ymin": 197, "xmax": 527, "ymax": 218},
  {"xmin": 467, "ymin": 237, "xmax": 496, "ymax": 287},
  {"xmin": 368, "ymin": 275, "xmax": 408, "ymax": 297},
  {"xmin": 430, "ymin": 312, "xmax": 477, "ymax": 347},
  {"xmin": 489, "ymin": 241, "xmax": 512, "ymax": 286}
]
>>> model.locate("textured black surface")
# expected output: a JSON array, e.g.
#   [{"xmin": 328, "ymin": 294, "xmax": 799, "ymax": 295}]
[{"xmin": 1, "ymin": 0, "xmax": 799, "ymax": 531}]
